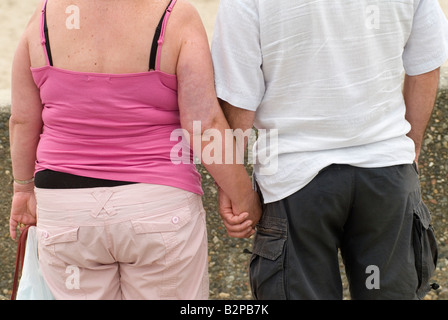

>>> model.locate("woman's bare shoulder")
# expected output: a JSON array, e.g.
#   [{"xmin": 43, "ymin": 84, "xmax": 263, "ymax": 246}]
[
  {"xmin": 172, "ymin": 0, "xmax": 206, "ymax": 31},
  {"xmin": 22, "ymin": 0, "xmax": 45, "ymax": 40},
  {"xmin": 175, "ymin": 0, "xmax": 202, "ymax": 16}
]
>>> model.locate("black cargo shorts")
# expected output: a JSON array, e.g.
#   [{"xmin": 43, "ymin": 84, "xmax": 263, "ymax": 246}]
[{"xmin": 250, "ymin": 164, "xmax": 438, "ymax": 300}]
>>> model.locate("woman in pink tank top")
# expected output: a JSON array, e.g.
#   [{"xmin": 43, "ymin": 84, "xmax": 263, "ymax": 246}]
[{"xmin": 9, "ymin": 0, "xmax": 260, "ymax": 300}]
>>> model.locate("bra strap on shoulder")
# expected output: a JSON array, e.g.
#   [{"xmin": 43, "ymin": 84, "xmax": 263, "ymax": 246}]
[
  {"xmin": 155, "ymin": 0, "xmax": 178, "ymax": 71},
  {"xmin": 40, "ymin": 0, "xmax": 53, "ymax": 66}
]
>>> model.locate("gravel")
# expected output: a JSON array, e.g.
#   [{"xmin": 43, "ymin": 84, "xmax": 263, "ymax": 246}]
[{"xmin": 1, "ymin": 89, "xmax": 448, "ymax": 300}]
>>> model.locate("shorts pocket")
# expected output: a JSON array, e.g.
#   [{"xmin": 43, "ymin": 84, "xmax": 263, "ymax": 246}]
[
  {"xmin": 37, "ymin": 226, "xmax": 79, "ymax": 246},
  {"xmin": 250, "ymin": 215, "xmax": 287, "ymax": 300},
  {"xmin": 36, "ymin": 225, "xmax": 80, "ymax": 266},
  {"xmin": 412, "ymin": 201, "xmax": 438, "ymax": 299},
  {"xmin": 131, "ymin": 205, "xmax": 192, "ymax": 234}
]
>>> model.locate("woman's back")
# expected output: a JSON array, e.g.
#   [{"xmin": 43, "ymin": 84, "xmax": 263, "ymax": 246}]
[
  {"xmin": 27, "ymin": 0, "xmax": 188, "ymax": 75},
  {"xmin": 24, "ymin": 0, "xmax": 203, "ymax": 193}
]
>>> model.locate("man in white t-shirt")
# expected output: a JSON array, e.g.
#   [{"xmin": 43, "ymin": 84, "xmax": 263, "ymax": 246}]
[{"xmin": 212, "ymin": 0, "xmax": 448, "ymax": 299}]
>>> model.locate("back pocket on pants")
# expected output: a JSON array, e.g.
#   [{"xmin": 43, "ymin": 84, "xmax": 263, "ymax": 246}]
[{"xmin": 412, "ymin": 201, "xmax": 438, "ymax": 299}]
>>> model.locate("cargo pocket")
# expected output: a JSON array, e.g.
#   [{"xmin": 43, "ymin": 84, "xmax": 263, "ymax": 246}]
[
  {"xmin": 250, "ymin": 215, "xmax": 287, "ymax": 300},
  {"xmin": 412, "ymin": 201, "xmax": 438, "ymax": 299},
  {"xmin": 37, "ymin": 225, "xmax": 79, "ymax": 266}
]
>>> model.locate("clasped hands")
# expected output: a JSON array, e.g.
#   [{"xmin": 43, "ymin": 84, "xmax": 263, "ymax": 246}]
[{"xmin": 218, "ymin": 187, "xmax": 262, "ymax": 238}]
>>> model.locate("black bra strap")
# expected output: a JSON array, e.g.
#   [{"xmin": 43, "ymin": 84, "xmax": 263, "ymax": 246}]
[
  {"xmin": 44, "ymin": 0, "xmax": 171, "ymax": 70},
  {"xmin": 149, "ymin": 1, "xmax": 173, "ymax": 70},
  {"xmin": 44, "ymin": 2, "xmax": 53, "ymax": 66}
]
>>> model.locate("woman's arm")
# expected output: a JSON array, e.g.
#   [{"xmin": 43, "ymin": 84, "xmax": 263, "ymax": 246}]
[
  {"xmin": 176, "ymin": 3, "xmax": 260, "ymax": 237},
  {"xmin": 9, "ymin": 30, "xmax": 43, "ymax": 239}
]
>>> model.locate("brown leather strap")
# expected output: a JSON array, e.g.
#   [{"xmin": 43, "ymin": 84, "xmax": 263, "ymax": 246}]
[{"xmin": 10, "ymin": 226, "xmax": 32, "ymax": 300}]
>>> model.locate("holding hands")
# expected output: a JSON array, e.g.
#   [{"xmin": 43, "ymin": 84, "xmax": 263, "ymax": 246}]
[{"xmin": 218, "ymin": 187, "xmax": 261, "ymax": 238}]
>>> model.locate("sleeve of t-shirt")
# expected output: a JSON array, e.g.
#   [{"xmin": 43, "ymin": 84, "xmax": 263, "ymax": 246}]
[
  {"xmin": 403, "ymin": 0, "xmax": 448, "ymax": 76},
  {"xmin": 211, "ymin": 0, "xmax": 264, "ymax": 111}
]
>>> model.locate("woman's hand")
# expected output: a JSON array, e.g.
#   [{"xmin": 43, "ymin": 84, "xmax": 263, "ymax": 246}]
[{"xmin": 9, "ymin": 183, "xmax": 37, "ymax": 240}]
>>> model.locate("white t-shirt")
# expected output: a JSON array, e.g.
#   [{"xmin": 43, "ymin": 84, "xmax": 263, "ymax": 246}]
[{"xmin": 212, "ymin": 0, "xmax": 448, "ymax": 203}]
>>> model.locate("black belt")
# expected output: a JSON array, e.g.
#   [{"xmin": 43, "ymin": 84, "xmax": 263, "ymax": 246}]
[{"xmin": 34, "ymin": 170, "xmax": 135, "ymax": 189}]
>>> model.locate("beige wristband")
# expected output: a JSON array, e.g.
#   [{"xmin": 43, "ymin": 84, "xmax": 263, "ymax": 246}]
[{"xmin": 13, "ymin": 177, "xmax": 35, "ymax": 185}]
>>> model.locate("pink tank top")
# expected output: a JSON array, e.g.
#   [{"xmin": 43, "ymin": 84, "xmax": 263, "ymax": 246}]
[{"xmin": 31, "ymin": 0, "xmax": 202, "ymax": 195}]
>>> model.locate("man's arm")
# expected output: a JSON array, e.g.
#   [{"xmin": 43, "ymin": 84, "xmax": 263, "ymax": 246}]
[
  {"xmin": 403, "ymin": 68, "xmax": 440, "ymax": 164},
  {"xmin": 220, "ymin": 100, "xmax": 256, "ymax": 148},
  {"xmin": 218, "ymin": 100, "xmax": 260, "ymax": 238},
  {"xmin": 211, "ymin": 0, "xmax": 264, "ymax": 237}
]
